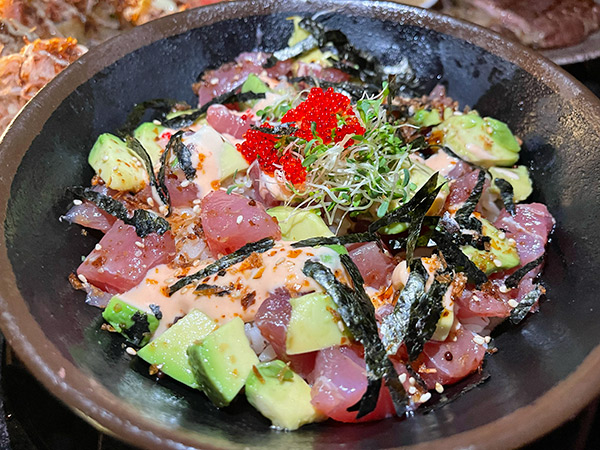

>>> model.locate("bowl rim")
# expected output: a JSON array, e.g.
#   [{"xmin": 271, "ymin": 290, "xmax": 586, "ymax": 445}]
[{"xmin": 1, "ymin": 1, "xmax": 600, "ymax": 448}]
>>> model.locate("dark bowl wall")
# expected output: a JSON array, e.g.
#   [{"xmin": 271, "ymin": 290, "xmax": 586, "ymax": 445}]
[{"xmin": 1, "ymin": 1, "xmax": 600, "ymax": 449}]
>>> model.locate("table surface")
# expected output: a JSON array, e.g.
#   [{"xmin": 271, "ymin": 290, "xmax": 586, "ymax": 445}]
[{"xmin": 1, "ymin": 57, "xmax": 599, "ymax": 450}]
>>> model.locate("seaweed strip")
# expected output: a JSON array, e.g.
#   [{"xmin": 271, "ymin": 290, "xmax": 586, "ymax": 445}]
[
  {"xmin": 149, "ymin": 304, "xmax": 163, "ymax": 320},
  {"xmin": 124, "ymin": 311, "xmax": 153, "ymax": 347},
  {"xmin": 264, "ymin": 35, "xmax": 321, "ymax": 67},
  {"xmin": 250, "ymin": 124, "xmax": 298, "ymax": 136},
  {"xmin": 369, "ymin": 172, "xmax": 442, "ymax": 233},
  {"xmin": 505, "ymin": 255, "xmax": 544, "ymax": 289},
  {"xmin": 117, "ymin": 98, "xmax": 181, "ymax": 137},
  {"xmin": 494, "ymin": 178, "xmax": 516, "ymax": 215},
  {"xmin": 432, "ymin": 227, "xmax": 488, "ymax": 285},
  {"xmin": 302, "ymin": 258, "xmax": 408, "ymax": 418},
  {"xmin": 168, "ymin": 238, "xmax": 275, "ymax": 295},
  {"xmin": 406, "ymin": 184, "xmax": 443, "ymax": 262},
  {"xmin": 161, "ymin": 91, "xmax": 265, "ymax": 129},
  {"xmin": 70, "ymin": 187, "xmax": 170, "ymax": 238},
  {"xmin": 290, "ymin": 76, "xmax": 379, "ymax": 100},
  {"xmin": 125, "ymin": 136, "xmax": 170, "ymax": 210},
  {"xmin": 157, "ymin": 130, "xmax": 182, "ymax": 203},
  {"xmin": 169, "ymin": 132, "xmax": 196, "ymax": 181},
  {"xmin": 380, "ymin": 259, "xmax": 427, "ymax": 356},
  {"xmin": 404, "ymin": 266, "xmax": 449, "ymax": 360},
  {"xmin": 291, "ymin": 232, "xmax": 378, "ymax": 249},
  {"xmin": 454, "ymin": 170, "xmax": 487, "ymax": 232},
  {"xmin": 509, "ymin": 286, "xmax": 544, "ymax": 325}
]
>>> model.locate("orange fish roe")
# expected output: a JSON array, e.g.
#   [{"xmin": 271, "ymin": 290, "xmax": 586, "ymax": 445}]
[{"xmin": 281, "ymin": 87, "xmax": 365, "ymax": 146}]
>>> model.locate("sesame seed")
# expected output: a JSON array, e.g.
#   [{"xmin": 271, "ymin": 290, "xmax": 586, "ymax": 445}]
[
  {"xmin": 508, "ymin": 238, "xmax": 516, "ymax": 245},
  {"xmin": 484, "ymin": 336, "xmax": 491, "ymax": 343},
  {"xmin": 77, "ymin": 274, "xmax": 88, "ymax": 284},
  {"xmin": 435, "ymin": 383, "xmax": 444, "ymax": 393},
  {"xmin": 499, "ymin": 285, "xmax": 509, "ymax": 293},
  {"xmin": 95, "ymin": 244, "xmax": 102, "ymax": 251},
  {"xmin": 399, "ymin": 373, "xmax": 407, "ymax": 383},
  {"xmin": 210, "ymin": 77, "xmax": 219, "ymax": 85},
  {"xmin": 409, "ymin": 377, "xmax": 416, "ymax": 386},
  {"xmin": 193, "ymin": 260, "xmax": 201, "ymax": 267},
  {"xmin": 420, "ymin": 392, "xmax": 432, "ymax": 403},
  {"xmin": 497, "ymin": 231, "xmax": 506, "ymax": 240},
  {"xmin": 473, "ymin": 335, "xmax": 485, "ymax": 345},
  {"xmin": 159, "ymin": 205, "xmax": 169, "ymax": 215},
  {"xmin": 486, "ymin": 126, "xmax": 493, "ymax": 134},
  {"xmin": 408, "ymin": 386, "xmax": 417, "ymax": 395},
  {"xmin": 337, "ymin": 321, "xmax": 345, "ymax": 333},
  {"xmin": 472, "ymin": 295, "xmax": 481, "ymax": 302},
  {"xmin": 134, "ymin": 250, "xmax": 142, "ymax": 257},
  {"xmin": 493, "ymin": 259, "xmax": 503, "ymax": 267},
  {"xmin": 102, "ymin": 155, "xmax": 109, "ymax": 162},
  {"xmin": 73, "ymin": 199, "xmax": 82, "ymax": 206},
  {"xmin": 112, "ymin": 166, "xmax": 118, "ymax": 171},
  {"xmin": 135, "ymin": 241, "xmax": 145, "ymax": 248},
  {"xmin": 193, "ymin": 205, "xmax": 201, "ymax": 213},
  {"xmin": 180, "ymin": 180, "xmax": 190, "ymax": 188},
  {"xmin": 192, "ymin": 199, "xmax": 202, "ymax": 204},
  {"xmin": 236, "ymin": 215, "xmax": 244, "ymax": 224},
  {"xmin": 147, "ymin": 197, "xmax": 155, "ymax": 207},
  {"xmin": 125, "ymin": 347, "xmax": 137, "ymax": 356},
  {"xmin": 165, "ymin": 278, "xmax": 176, "ymax": 284},
  {"xmin": 152, "ymin": 119, "xmax": 161, "ymax": 125},
  {"xmin": 98, "ymin": 268, "xmax": 105, "ymax": 273},
  {"xmin": 508, "ymin": 299, "xmax": 519, "ymax": 308}
]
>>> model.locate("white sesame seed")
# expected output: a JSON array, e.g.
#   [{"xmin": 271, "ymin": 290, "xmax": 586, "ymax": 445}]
[
  {"xmin": 193, "ymin": 260, "xmax": 201, "ymax": 267},
  {"xmin": 420, "ymin": 392, "xmax": 432, "ymax": 403},
  {"xmin": 508, "ymin": 299, "xmax": 519, "ymax": 308},
  {"xmin": 337, "ymin": 321, "xmax": 345, "ymax": 333},
  {"xmin": 135, "ymin": 241, "xmax": 145, "ymax": 248},
  {"xmin": 493, "ymin": 259, "xmax": 503, "ymax": 267},
  {"xmin": 134, "ymin": 250, "xmax": 142, "ymax": 257},
  {"xmin": 409, "ymin": 377, "xmax": 416, "ymax": 386},
  {"xmin": 102, "ymin": 155, "xmax": 109, "ymax": 162},
  {"xmin": 472, "ymin": 295, "xmax": 481, "ymax": 303},
  {"xmin": 499, "ymin": 285, "xmax": 509, "ymax": 293},
  {"xmin": 152, "ymin": 119, "xmax": 161, "ymax": 125},
  {"xmin": 73, "ymin": 199, "xmax": 82, "ymax": 206},
  {"xmin": 193, "ymin": 205, "xmax": 201, "ymax": 214},
  {"xmin": 210, "ymin": 77, "xmax": 219, "ymax": 85},
  {"xmin": 98, "ymin": 268, "xmax": 105, "ymax": 273},
  {"xmin": 77, "ymin": 274, "xmax": 88, "ymax": 284},
  {"xmin": 484, "ymin": 336, "xmax": 491, "ymax": 343},
  {"xmin": 180, "ymin": 180, "xmax": 190, "ymax": 188},
  {"xmin": 165, "ymin": 278, "xmax": 176, "ymax": 284},
  {"xmin": 236, "ymin": 215, "xmax": 244, "ymax": 224},
  {"xmin": 147, "ymin": 197, "xmax": 155, "ymax": 207},
  {"xmin": 473, "ymin": 335, "xmax": 485, "ymax": 345},
  {"xmin": 508, "ymin": 238, "xmax": 516, "ymax": 245},
  {"xmin": 435, "ymin": 383, "xmax": 444, "ymax": 393},
  {"xmin": 112, "ymin": 166, "xmax": 118, "ymax": 171},
  {"xmin": 125, "ymin": 347, "xmax": 137, "ymax": 356},
  {"xmin": 399, "ymin": 373, "xmax": 407, "ymax": 383},
  {"xmin": 159, "ymin": 205, "xmax": 169, "ymax": 215},
  {"xmin": 408, "ymin": 386, "xmax": 417, "ymax": 395},
  {"xmin": 233, "ymin": 74, "xmax": 240, "ymax": 81},
  {"xmin": 95, "ymin": 244, "xmax": 102, "ymax": 251},
  {"xmin": 486, "ymin": 126, "xmax": 493, "ymax": 134},
  {"xmin": 497, "ymin": 231, "xmax": 506, "ymax": 240},
  {"xmin": 192, "ymin": 199, "xmax": 202, "ymax": 204}
]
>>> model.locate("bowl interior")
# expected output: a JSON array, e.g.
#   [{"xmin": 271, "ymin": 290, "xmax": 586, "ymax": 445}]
[{"xmin": 2, "ymin": 1, "xmax": 600, "ymax": 448}]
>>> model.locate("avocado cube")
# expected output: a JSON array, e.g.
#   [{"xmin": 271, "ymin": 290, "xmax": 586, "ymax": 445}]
[
  {"xmin": 241, "ymin": 73, "xmax": 270, "ymax": 94},
  {"xmin": 219, "ymin": 142, "xmax": 249, "ymax": 181},
  {"xmin": 245, "ymin": 360, "xmax": 324, "ymax": 430},
  {"xmin": 133, "ymin": 122, "xmax": 166, "ymax": 166},
  {"xmin": 187, "ymin": 317, "xmax": 258, "ymax": 407},
  {"xmin": 267, "ymin": 206, "xmax": 334, "ymax": 241},
  {"xmin": 88, "ymin": 133, "xmax": 148, "ymax": 192},
  {"xmin": 286, "ymin": 293, "xmax": 351, "ymax": 355},
  {"xmin": 102, "ymin": 297, "xmax": 159, "ymax": 347},
  {"xmin": 137, "ymin": 309, "xmax": 217, "ymax": 388},
  {"xmin": 461, "ymin": 218, "xmax": 520, "ymax": 275},
  {"xmin": 489, "ymin": 166, "xmax": 533, "ymax": 202}
]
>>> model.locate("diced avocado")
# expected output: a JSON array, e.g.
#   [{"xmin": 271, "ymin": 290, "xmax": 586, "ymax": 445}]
[
  {"xmin": 267, "ymin": 206, "xmax": 334, "ymax": 241},
  {"xmin": 434, "ymin": 112, "xmax": 520, "ymax": 168},
  {"xmin": 245, "ymin": 360, "xmax": 324, "ymax": 430},
  {"xmin": 187, "ymin": 317, "xmax": 258, "ymax": 407},
  {"xmin": 431, "ymin": 288, "xmax": 454, "ymax": 342},
  {"xmin": 219, "ymin": 141, "xmax": 249, "ymax": 181},
  {"xmin": 102, "ymin": 297, "xmax": 159, "ymax": 347},
  {"xmin": 137, "ymin": 309, "xmax": 217, "ymax": 388},
  {"xmin": 88, "ymin": 133, "xmax": 148, "ymax": 192},
  {"xmin": 133, "ymin": 122, "xmax": 165, "ymax": 166},
  {"xmin": 380, "ymin": 160, "xmax": 449, "ymax": 234},
  {"xmin": 241, "ymin": 73, "xmax": 270, "ymax": 94},
  {"xmin": 286, "ymin": 293, "xmax": 351, "ymax": 355},
  {"xmin": 489, "ymin": 166, "xmax": 533, "ymax": 202},
  {"xmin": 461, "ymin": 218, "xmax": 520, "ymax": 275},
  {"xmin": 412, "ymin": 109, "xmax": 442, "ymax": 127},
  {"xmin": 288, "ymin": 16, "xmax": 332, "ymax": 65}
]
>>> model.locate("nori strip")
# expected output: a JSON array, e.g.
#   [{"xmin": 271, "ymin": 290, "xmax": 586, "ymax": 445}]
[
  {"xmin": 125, "ymin": 136, "xmax": 170, "ymax": 210},
  {"xmin": 250, "ymin": 124, "xmax": 298, "ymax": 136},
  {"xmin": 264, "ymin": 34, "xmax": 321, "ymax": 67},
  {"xmin": 168, "ymin": 238, "xmax": 275, "ymax": 295},
  {"xmin": 454, "ymin": 170, "xmax": 487, "ymax": 232},
  {"xmin": 169, "ymin": 131, "xmax": 196, "ymax": 181},
  {"xmin": 405, "ymin": 184, "xmax": 443, "ymax": 262},
  {"xmin": 369, "ymin": 172, "xmax": 442, "ymax": 233},
  {"xmin": 494, "ymin": 178, "xmax": 516, "ymax": 215},
  {"xmin": 194, "ymin": 283, "xmax": 232, "ymax": 296},
  {"xmin": 432, "ymin": 227, "xmax": 488, "ymax": 285},
  {"xmin": 404, "ymin": 266, "xmax": 450, "ymax": 360},
  {"xmin": 505, "ymin": 255, "xmax": 544, "ymax": 289},
  {"xmin": 149, "ymin": 304, "xmax": 163, "ymax": 320},
  {"xmin": 161, "ymin": 91, "xmax": 265, "ymax": 129},
  {"xmin": 302, "ymin": 257, "xmax": 408, "ymax": 418},
  {"xmin": 509, "ymin": 286, "xmax": 544, "ymax": 325},
  {"xmin": 291, "ymin": 232, "xmax": 378, "ymax": 249},
  {"xmin": 117, "ymin": 98, "xmax": 181, "ymax": 137},
  {"xmin": 380, "ymin": 259, "xmax": 427, "ymax": 356},
  {"xmin": 290, "ymin": 76, "xmax": 379, "ymax": 100},
  {"xmin": 124, "ymin": 311, "xmax": 153, "ymax": 347},
  {"xmin": 70, "ymin": 187, "xmax": 170, "ymax": 238},
  {"xmin": 156, "ymin": 130, "xmax": 182, "ymax": 204}
]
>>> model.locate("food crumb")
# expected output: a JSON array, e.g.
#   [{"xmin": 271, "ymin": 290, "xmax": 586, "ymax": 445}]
[{"xmin": 125, "ymin": 347, "xmax": 137, "ymax": 356}]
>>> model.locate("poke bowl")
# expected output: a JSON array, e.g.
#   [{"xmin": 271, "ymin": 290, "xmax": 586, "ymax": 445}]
[{"xmin": 1, "ymin": 0, "xmax": 600, "ymax": 449}]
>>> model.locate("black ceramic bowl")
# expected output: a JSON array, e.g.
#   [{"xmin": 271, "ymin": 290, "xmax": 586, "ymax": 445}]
[{"xmin": 1, "ymin": 1, "xmax": 600, "ymax": 449}]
